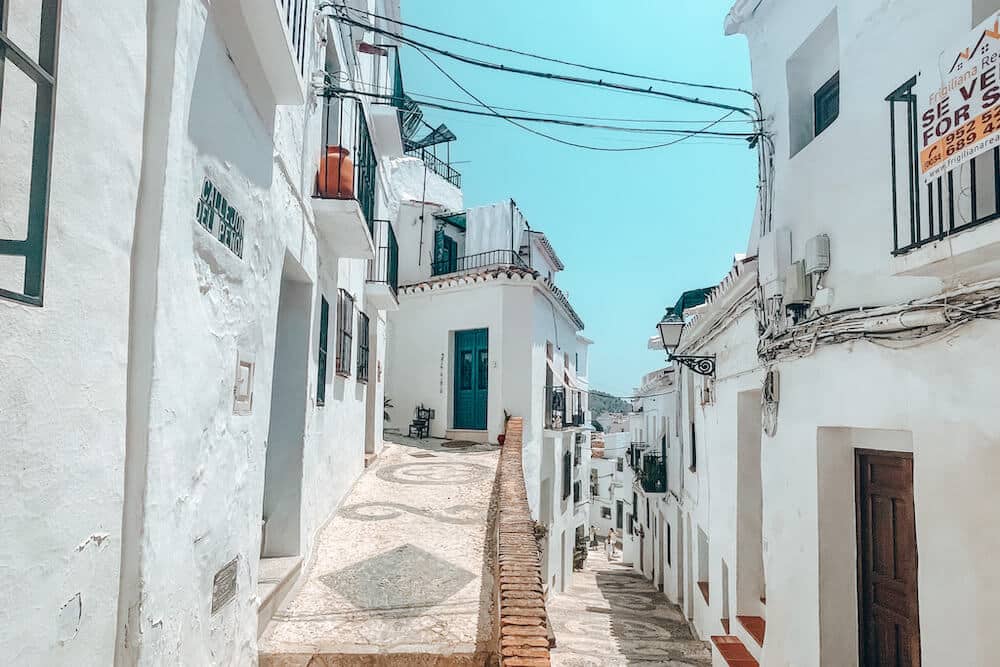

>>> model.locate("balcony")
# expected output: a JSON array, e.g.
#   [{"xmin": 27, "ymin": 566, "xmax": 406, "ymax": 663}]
[
  {"xmin": 312, "ymin": 97, "xmax": 377, "ymax": 260},
  {"xmin": 222, "ymin": 0, "xmax": 308, "ymax": 104},
  {"xmin": 638, "ymin": 453, "xmax": 667, "ymax": 494},
  {"xmin": 406, "ymin": 146, "xmax": 462, "ymax": 189},
  {"xmin": 431, "ymin": 249, "xmax": 529, "ymax": 278},
  {"xmin": 887, "ymin": 77, "xmax": 1000, "ymax": 281},
  {"xmin": 365, "ymin": 220, "xmax": 399, "ymax": 311},
  {"xmin": 544, "ymin": 385, "xmax": 566, "ymax": 430}
]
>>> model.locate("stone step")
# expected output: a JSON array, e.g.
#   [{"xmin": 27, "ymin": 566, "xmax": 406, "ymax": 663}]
[
  {"xmin": 256, "ymin": 556, "xmax": 302, "ymax": 637},
  {"xmin": 734, "ymin": 615, "xmax": 765, "ymax": 662},
  {"xmin": 710, "ymin": 635, "xmax": 758, "ymax": 667}
]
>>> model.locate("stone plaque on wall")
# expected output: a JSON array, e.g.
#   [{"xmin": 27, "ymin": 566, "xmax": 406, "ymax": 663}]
[
  {"xmin": 233, "ymin": 353, "xmax": 255, "ymax": 415},
  {"xmin": 211, "ymin": 557, "xmax": 239, "ymax": 614}
]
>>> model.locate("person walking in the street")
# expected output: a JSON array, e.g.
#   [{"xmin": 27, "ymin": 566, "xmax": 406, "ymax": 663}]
[
  {"xmin": 589, "ymin": 525, "xmax": 598, "ymax": 550},
  {"xmin": 606, "ymin": 527, "xmax": 616, "ymax": 560}
]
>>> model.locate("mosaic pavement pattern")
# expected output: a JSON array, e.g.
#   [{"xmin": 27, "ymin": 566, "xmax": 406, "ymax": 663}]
[
  {"xmin": 258, "ymin": 436, "xmax": 499, "ymax": 664},
  {"xmin": 548, "ymin": 550, "xmax": 712, "ymax": 666}
]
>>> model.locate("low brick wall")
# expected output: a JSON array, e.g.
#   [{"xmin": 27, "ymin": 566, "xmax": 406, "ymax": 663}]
[{"xmin": 496, "ymin": 418, "xmax": 551, "ymax": 666}]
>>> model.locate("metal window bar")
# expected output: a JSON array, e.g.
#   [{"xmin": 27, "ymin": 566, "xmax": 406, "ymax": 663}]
[
  {"xmin": 317, "ymin": 296, "xmax": 329, "ymax": 405},
  {"xmin": 317, "ymin": 96, "xmax": 378, "ymax": 237},
  {"xmin": 639, "ymin": 452, "xmax": 667, "ymax": 494},
  {"xmin": 430, "ymin": 249, "xmax": 528, "ymax": 277},
  {"xmin": 357, "ymin": 311, "xmax": 370, "ymax": 382},
  {"xmin": 545, "ymin": 385, "xmax": 566, "ymax": 430},
  {"xmin": 406, "ymin": 146, "xmax": 461, "ymax": 188},
  {"xmin": 888, "ymin": 76, "xmax": 1000, "ymax": 254},
  {"xmin": 335, "ymin": 289, "xmax": 354, "ymax": 376},
  {"xmin": 280, "ymin": 0, "xmax": 309, "ymax": 76},
  {"xmin": 367, "ymin": 219, "xmax": 399, "ymax": 294},
  {"xmin": 0, "ymin": 0, "xmax": 60, "ymax": 306}
]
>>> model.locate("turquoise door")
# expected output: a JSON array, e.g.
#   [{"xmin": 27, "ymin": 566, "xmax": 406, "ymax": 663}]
[{"xmin": 454, "ymin": 328, "xmax": 488, "ymax": 430}]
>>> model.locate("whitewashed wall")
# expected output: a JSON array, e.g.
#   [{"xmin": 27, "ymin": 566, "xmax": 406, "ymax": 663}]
[
  {"xmin": 0, "ymin": 2, "xmax": 146, "ymax": 664},
  {"xmin": 728, "ymin": 1, "xmax": 1000, "ymax": 664}
]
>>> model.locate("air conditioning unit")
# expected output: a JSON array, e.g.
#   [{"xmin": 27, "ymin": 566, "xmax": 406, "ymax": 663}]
[
  {"xmin": 783, "ymin": 260, "xmax": 810, "ymax": 305},
  {"xmin": 805, "ymin": 234, "xmax": 831, "ymax": 275},
  {"xmin": 758, "ymin": 228, "xmax": 792, "ymax": 285}
]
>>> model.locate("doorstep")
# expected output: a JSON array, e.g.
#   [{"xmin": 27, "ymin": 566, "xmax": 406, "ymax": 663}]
[
  {"xmin": 257, "ymin": 556, "xmax": 303, "ymax": 637},
  {"xmin": 710, "ymin": 635, "xmax": 758, "ymax": 667},
  {"xmin": 445, "ymin": 429, "xmax": 490, "ymax": 444}
]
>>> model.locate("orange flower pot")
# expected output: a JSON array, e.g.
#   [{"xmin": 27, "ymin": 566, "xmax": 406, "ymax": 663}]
[{"xmin": 317, "ymin": 146, "xmax": 354, "ymax": 198}]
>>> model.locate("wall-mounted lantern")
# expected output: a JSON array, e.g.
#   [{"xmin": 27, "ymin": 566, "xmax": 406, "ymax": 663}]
[{"xmin": 657, "ymin": 315, "xmax": 716, "ymax": 377}]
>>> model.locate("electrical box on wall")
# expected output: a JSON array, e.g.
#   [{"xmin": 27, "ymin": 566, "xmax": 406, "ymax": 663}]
[
  {"xmin": 805, "ymin": 234, "xmax": 831, "ymax": 274},
  {"xmin": 758, "ymin": 228, "xmax": 792, "ymax": 285},
  {"xmin": 783, "ymin": 260, "xmax": 810, "ymax": 305}
]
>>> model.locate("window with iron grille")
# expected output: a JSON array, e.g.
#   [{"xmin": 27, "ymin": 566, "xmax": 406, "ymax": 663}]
[
  {"xmin": 317, "ymin": 296, "xmax": 329, "ymax": 405},
  {"xmin": 335, "ymin": 289, "xmax": 354, "ymax": 376},
  {"xmin": 616, "ymin": 501, "xmax": 624, "ymax": 530},
  {"xmin": 573, "ymin": 481, "xmax": 581, "ymax": 504},
  {"xmin": 0, "ymin": 0, "xmax": 61, "ymax": 306},
  {"xmin": 600, "ymin": 506, "xmax": 611, "ymax": 519},
  {"xmin": 562, "ymin": 450, "xmax": 572, "ymax": 500},
  {"xmin": 814, "ymin": 72, "xmax": 840, "ymax": 137},
  {"xmin": 689, "ymin": 423, "xmax": 697, "ymax": 472},
  {"xmin": 616, "ymin": 457, "xmax": 624, "ymax": 473},
  {"xmin": 356, "ymin": 311, "xmax": 369, "ymax": 383}
]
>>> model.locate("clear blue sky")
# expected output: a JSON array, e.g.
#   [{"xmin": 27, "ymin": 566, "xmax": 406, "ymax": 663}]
[{"xmin": 399, "ymin": 1, "xmax": 758, "ymax": 397}]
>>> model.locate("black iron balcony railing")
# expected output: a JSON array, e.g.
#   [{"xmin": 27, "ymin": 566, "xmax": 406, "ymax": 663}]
[
  {"xmin": 406, "ymin": 146, "xmax": 462, "ymax": 188},
  {"xmin": 316, "ymin": 96, "xmax": 377, "ymax": 235},
  {"xmin": 628, "ymin": 442, "xmax": 646, "ymax": 470},
  {"xmin": 545, "ymin": 385, "xmax": 566, "ymax": 430},
  {"xmin": 367, "ymin": 219, "xmax": 399, "ymax": 295},
  {"xmin": 280, "ymin": 0, "xmax": 309, "ymax": 76},
  {"xmin": 888, "ymin": 76, "xmax": 1000, "ymax": 254},
  {"xmin": 639, "ymin": 453, "xmax": 667, "ymax": 494},
  {"xmin": 431, "ymin": 249, "xmax": 528, "ymax": 277},
  {"xmin": 570, "ymin": 410, "xmax": 586, "ymax": 427}
]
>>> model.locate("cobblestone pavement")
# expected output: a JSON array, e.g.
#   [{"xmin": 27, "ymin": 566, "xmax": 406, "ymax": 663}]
[
  {"xmin": 258, "ymin": 435, "xmax": 500, "ymax": 665},
  {"xmin": 548, "ymin": 550, "xmax": 712, "ymax": 666}
]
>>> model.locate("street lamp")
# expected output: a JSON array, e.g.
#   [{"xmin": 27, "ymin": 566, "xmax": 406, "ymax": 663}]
[{"xmin": 657, "ymin": 314, "xmax": 716, "ymax": 377}]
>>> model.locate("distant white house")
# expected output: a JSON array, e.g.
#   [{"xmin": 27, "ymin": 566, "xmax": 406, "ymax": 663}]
[{"xmin": 384, "ymin": 200, "xmax": 593, "ymax": 593}]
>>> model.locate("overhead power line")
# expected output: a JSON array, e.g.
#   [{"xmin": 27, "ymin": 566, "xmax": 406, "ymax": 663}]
[
  {"xmin": 333, "ymin": 4, "xmax": 756, "ymax": 98},
  {"xmin": 410, "ymin": 45, "xmax": 745, "ymax": 152},
  {"xmin": 321, "ymin": 5, "xmax": 758, "ymax": 120},
  {"xmin": 340, "ymin": 79, "xmax": 757, "ymax": 125}
]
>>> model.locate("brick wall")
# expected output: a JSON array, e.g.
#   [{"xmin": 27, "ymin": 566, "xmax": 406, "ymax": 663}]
[{"xmin": 496, "ymin": 417, "xmax": 551, "ymax": 666}]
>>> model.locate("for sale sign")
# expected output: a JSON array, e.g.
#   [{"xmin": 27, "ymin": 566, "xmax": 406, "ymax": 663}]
[{"xmin": 920, "ymin": 13, "xmax": 1000, "ymax": 184}]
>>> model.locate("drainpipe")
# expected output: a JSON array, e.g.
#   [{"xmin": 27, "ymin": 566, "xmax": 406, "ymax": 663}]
[{"xmin": 115, "ymin": 1, "xmax": 181, "ymax": 662}]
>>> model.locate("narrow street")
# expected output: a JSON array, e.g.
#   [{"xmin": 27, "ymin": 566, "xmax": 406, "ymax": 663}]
[
  {"xmin": 258, "ymin": 436, "xmax": 500, "ymax": 664},
  {"xmin": 548, "ymin": 550, "xmax": 711, "ymax": 666}
]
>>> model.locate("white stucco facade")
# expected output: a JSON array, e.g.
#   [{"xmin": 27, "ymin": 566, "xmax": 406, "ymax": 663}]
[
  {"xmin": 385, "ymin": 198, "xmax": 592, "ymax": 595},
  {"xmin": 646, "ymin": 2, "xmax": 1000, "ymax": 665},
  {"xmin": 2, "ymin": 1, "xmax": 404, "ymax": 663}
]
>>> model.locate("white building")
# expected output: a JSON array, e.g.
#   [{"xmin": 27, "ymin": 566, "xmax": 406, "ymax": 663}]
[
  {"xmin": 384, "ymin": 200, "xmax": 593, "ymax": 594},
  {"xmin": 588, "ymin": 431, "xmax": 634, "ymax": 552},
  {"xmin": 645, "ymin": 2, "xmax": 1000, "ymax": 665},
  {"xmin": 1, "ymin": 1, "xmax": 414, "ymax": 663},
  {"xmin": 623, "ymin": 367, "xmax": 675, "ymax": 587}
]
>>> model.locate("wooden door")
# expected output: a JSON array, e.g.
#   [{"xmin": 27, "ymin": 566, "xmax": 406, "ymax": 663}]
[
  {"xmin": 453, "ymin": 329, "xmax": 488, "ymax": 430},
  {"xmin": 856, "ymin": 450, "xmax": 920, "ymax": 666}
]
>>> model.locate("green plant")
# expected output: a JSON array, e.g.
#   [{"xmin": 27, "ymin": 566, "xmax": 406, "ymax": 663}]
[{"xmin": 384, "ymin": 396, "xmax": 394, "ymax": 422}]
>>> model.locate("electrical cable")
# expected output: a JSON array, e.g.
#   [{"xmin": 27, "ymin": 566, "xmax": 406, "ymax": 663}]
[
  {"xmin": 322, "ymin": 6, "xmax": 758, "ymax": 120},
  {"xmin": 408, "ymin": 47, "xmax": 746, "ymax": 152},
  {"xmin": 335, "ymin": 4, "xmax": 756, "ymax": 97},
  {"xmin": 340, "ymin": 78, "xmax": 760, "ymax": 125},
  {"xmin": 325, "ymin": 83, "xmax": 753, "ymax": 139}
]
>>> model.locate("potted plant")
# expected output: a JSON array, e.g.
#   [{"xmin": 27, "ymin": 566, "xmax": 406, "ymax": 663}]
[{"xmin": 498, "ymin": 410, "xmax": 511, "ymax": 446}]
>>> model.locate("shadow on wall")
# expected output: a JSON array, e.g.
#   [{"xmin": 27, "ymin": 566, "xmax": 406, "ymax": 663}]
[{"xmin": 188, "ymin": 8, "xmax": 275, "ymax": 191}]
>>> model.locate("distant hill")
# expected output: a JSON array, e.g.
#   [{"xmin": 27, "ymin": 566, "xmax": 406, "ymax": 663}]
[{"xmin": 589, "ymin": 391, "xmax": 630, "ymax": 417}]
